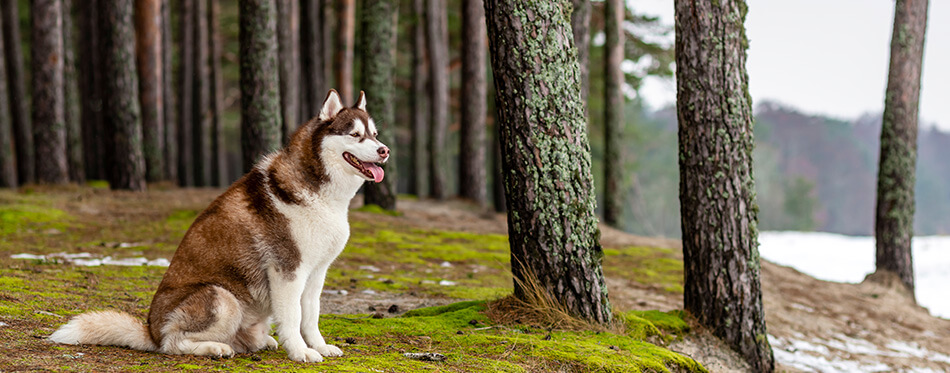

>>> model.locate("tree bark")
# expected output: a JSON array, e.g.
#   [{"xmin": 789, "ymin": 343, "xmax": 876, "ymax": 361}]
[
  {"xmin": 32, "ymin": 0, "xmax": 68, "ymax": 184},
  {"xmin": 240, "ymin": 0, "xmax": 282, "ymax": 172},
  {"xmin": 491, "ymin": 118, "xmax": 505, "ymax": 213},
  {"xmin": 136, "ymin": 0, "xmax": 165, "ymax": 182},
  {"xmin": 0, "ymin": 10, "xmax": 13, "ymax": 187},
  {"xmin": 426, "ymin": 0, "xmax": 448, "ymax": 200},
  {"xmin": 459, "ymin": 0, "xmax": 488, "ymax": 207},
  {"xmin": 298, "ymin": 0, "xmax": 324, "ymax": 121},
  {"xmin": 161, "ymin": 0, "xmax": 177, "ymax": 182},
  {"xmin": 64, "ymin": 0, "xmax": 84, "ymax": 183},
  {"xmin": 484, "ymin": 0, "xmax": 611, "ymax": 325},
  {"xmin": 277, "ymin": 0, "xmax": 299, "ymax": 145},
  {"xmin": 674, "ymin": 1, "xmax": 773, "ymax": 371},
  {"xmin": 873, "ymin": 0, "xmax": 929, "ymax": 295},
  {"xmin": 177, "ymin": 0, "xmax": 195, "ymax": 186},
  {"xmin": 101, "ymin": 0, "xmax": 146, "ymax": 191},
  {"xmin": 572, "ymin": 0, "xmax": 590, "ymax": 115},
  {"xmin": 209, "ymin": 0, "xmax": 226, "ymax": 186},
  {"xmin": 360, "ymin": 0, "xmax": 398, "ymax": 210},
  {"xmin": 335, "ymin": 0, "xmax": 355, "ymax": 103},
  {"xmin": 192, "ymin": 0, "xmax": 211, "ymax": 186},
  {"xmin": 79, "ymin": 0, "xmax": 105, "ymax": 181},
  {"xmin": 2, "ymin": 0, "xmax": 32, "ymax": 184},
  {"xmin": 603, "ymin": 0, "xmax": 624, "ymax": 226},
  {"xmin": 408, "ymin": 0, "xmax": 428, "ymax": 197}
]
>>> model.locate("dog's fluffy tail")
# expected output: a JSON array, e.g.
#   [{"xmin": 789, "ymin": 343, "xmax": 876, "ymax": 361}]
[{"xmin": 49, "ymin": 311, "xmax": 157, "ymax": 351}]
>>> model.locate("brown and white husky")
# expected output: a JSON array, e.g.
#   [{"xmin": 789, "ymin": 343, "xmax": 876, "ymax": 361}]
[{"xmin": 50, "ymin": 90, "xmax": 389, "ymax": 363}]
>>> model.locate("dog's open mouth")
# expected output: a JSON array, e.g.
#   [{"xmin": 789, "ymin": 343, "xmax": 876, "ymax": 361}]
[{"xmin": 343, "ymin": 152, "xmax": 385, "ymax": 183}]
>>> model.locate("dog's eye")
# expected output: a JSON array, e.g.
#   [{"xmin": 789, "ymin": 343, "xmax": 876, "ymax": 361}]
[{"xmin": 350, "ymin": 133, "xmax": 359, "ymax": 138}]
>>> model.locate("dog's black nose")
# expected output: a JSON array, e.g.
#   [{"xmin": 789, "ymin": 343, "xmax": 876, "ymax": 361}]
[{"xmin": 377, "ymin": 146, "xmax": 390, "ymax": 158}]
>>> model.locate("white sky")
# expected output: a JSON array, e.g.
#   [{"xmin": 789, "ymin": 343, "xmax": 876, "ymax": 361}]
[{"xmin": 632, "ymin": 0, "xmax": 950, "ymax": 130}]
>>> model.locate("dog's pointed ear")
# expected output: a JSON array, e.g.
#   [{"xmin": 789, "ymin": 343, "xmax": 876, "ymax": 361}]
[
  {"xmin": 355, "ymin": 91, "xmax": 367, "ymax": 111},
  {"xmin": 319, "ymin": 89, "xmax": 344, "ymax": 121}
]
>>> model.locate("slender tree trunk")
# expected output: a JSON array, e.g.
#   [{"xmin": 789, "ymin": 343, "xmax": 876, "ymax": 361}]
[
  {"xmin": 192, "ymin": 0, "xmax": 211, "ymax": 186},
  {"xmin": 79, "ymin": 0, "xmax": 105, "ymax": 181},
  {"xmin": 459, "ymin": 0, "xmax": 487, "ymax": 207},
  {"xmin": 572, "ymin": 0, "xmax": 590, "ymax": 115},
  {"xmin": 239, "ymin": 0, "xmax": 282, "ymax": 172},
  {"xmin": 209, "ymin": 0, "xmax": 226, "ymax": 186},
  {"xmin": 2, "ymin": 0, "xmax": 32, "ymax": 184},
  {"xmin": 360, "ymin": 0, "xmax": 398, "ymax": 209},
  {"xmin": 603, "ymin": 0, "xmax": 624, "ymax": 226},
  {"xmin": 277, "ymin": 0, "xmax": 299, "ymax": 144},
  {"xmin": 675, "ymin": 1, "xmax": 773, "ymax": 371},
  {"xmin": 101, "ymin": 0, "xmax": 146, "ymax": 191},
  {"xmin": 299, "ymin": 0, "xmax": 324, "ymax": 121},
  {"xmin": 0, "ymin": 11, "xmax": 13, "ymax": 187},
  {"xmin": 873, "ymin": 0, "xmax": 929, "ymax": 295},
  {"xmin": 136, "ymin": 0, "xmax": 165, "ymax": 182},
  {"xmin": 335, "ymin": 0, "xmax": 355, "ymax": 103},
  {"xmin": 426, "ymin": 0, "xmax": 448, "ymax": 200},
  {"xmin": 32, "ymin": 0, "xmax": 68, "ymax": 184},
  {"xmin": 63, "ymin": 0, "xmax": 83, "ymax": 183},
  {"xmin": 162, "ymin": 0, "xmax": 177, "ymax": 182},
  {"xmin": 177, "ymin": 0, "xmax": 195, "ymax": 186},
  {"xmin": 408, "ymin": 0, "xmax": 428, "ymax": 197},
  {"xmin": 491, "ymin": 118, "xmax": 505, "ymax": 213},
  {"xmin": 484, "ymin": 0, "xmax": 611, "ymax": 325}
]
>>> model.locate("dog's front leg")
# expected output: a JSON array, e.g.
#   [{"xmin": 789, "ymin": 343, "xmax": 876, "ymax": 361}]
[
  {"xmin": 301, "ymin": 264, "xmax": 343, "ymax": 357},
  {"xmin": 270, "ymin": 269, "xmax": 324, "ymax": 363}
]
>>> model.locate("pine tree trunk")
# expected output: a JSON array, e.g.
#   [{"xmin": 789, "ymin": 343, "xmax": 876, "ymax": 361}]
[
  {"xmin": 136, "ymin": 0, "xmax": 165, "ymax": 182},
  {"xmin": 572, "ymin": 0, "xmax": 590, "ymax": 115},
  {"xmin": 335, "ymin": 0, "xmax": 355, "ymax": 103},
  {"xmin": 192, "ymin": 0, "xmax": 211, "ymax": 186},
  {"xmin": 603, "ymin": 0, "xmax": 624, "ymax": 226},
  {"xmin": 484, "ymin": 0, "xmax": 611, "ymax": 325},
  {"xmin": 32, "ymin": 0, "xmax": 68, "ymax": 184},
  {"xmin": 101, "ymin": 0, "xmax": 146, "ymax": 191},
  {"xmin": 2, "ymin": 0, "xmax": 32, "ymax": 184},
  {"xmin": 79, "ymin": 0, "xmax": 105, "ymax": 181},
  {"xmin": 491, "ymin": 119, "xmax": 505, "ymax": 213},
  {"xmin": 873, "ymin": 0, "xmax": 928, "ymax": 295},
  {"xmin": 239, "ymin": 0, "xmax": 282, "ymax": 172},
  {"xmin": 209, "ymin": 0, "xmax": 226, "ymax": 186},
  {"xmin": 161, "ymin": 0, "xmax": 177, "ymax": 182},
  {"xmin": 459, "ymin": 0, "xmax": 487, "ymax": 207},
  {"xmin": 63, "ymin": 0, "xmax": 83, "ymax": 183},
  {"xmin": 426, "ymin": 0, "xmax": 448, "ymax": 200},
  {"xmin": 360, "ymin": 0, "xmax": 398, "ymax": 210},
  {"xmin": 276, "ymin": 0, "xmax": 299, "ymax": 144},
  {"xmin": 408, "ymin": 0, "xmax": 428, "ymax": 197},
  {"xmin": 298, "ymin": 0, "xmax": 324, "ymax": 121},
  {"xmin": 177, "ymin": 0, "xmax": 195, "ymax": 186},
  {"xmin": 0, "ymin": 10, "xmax": 13, "ymax": 187},
  {"xmin": 674, "ymin": 1, "xmax": 773, "ymax": 371}
]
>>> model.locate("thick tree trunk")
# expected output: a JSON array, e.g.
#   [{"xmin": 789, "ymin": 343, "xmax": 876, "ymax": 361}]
[
  {"xmin": 0, "ymin": 11, "xmax": 13, "ymax": 187},
  {"xmin": 239, "ymin": 0, "xmax": 282, "ymax": 172},
  {"xmin": 136, "ymin": 0, "xmax": 165, "ymax": 182},
  {"xmin": 161, "ymin": 0, "xmax": 177, "ymax": 182},
  {"xmin": 484, "ymin": 0, "xmax": 611, "ymax": 325},
  {"xmin": 873, "ymin": 0, "xmax": 929, "ymax": 295},
  {"xmin": 408, "ymin": 0, "xmax": 428, "ymax": 197},
  {"xmin": 335, "ymin": 0, "xmax": 355, "ymax": 103},
  {"xmin": 2, "ymin": 0, "xmax": 32, "ymax": 184},
  {"xmin": 192, "ymin": 0, "xmax": 211, "ymax": 186},
  {"xmin": 298, "ymin": 0, "xmax": 324, "ymax": 121},
  {"xmin": 426, "ymin": 0, "xmax": 448, "ymax": 200},
  {"xmin": 459, "ymin": 0, "xmax": 487, "ymax": 207},
  {"xmin": 79, "ymin": 0, "xmax": 105, "ymax": 181},
  {"xmin": 32, "ymin": 0, "xmax": 68, "ymax": 184},
  {"xmin": 64, "ymin": 0, "xmax": 84, "ymax": 183},
  {"xmin": 101, "ymin": 0, "xmax": 146, "ymax": 191},
  {"xmin": 209, "ymin": 0, "xmax": 226, "ymax": 186},
  {"xmin": 360, "ymin": 0, "xmax": 398, "ymax": 210},
  {"xmin": 603, "ymin": 0, "xmax": 624, "ymax": 226},
  {"xmin": 674, "ymin": 1, "xmax": 773, "ymax": 371},
  {"xmin": 572, "ymin": 0, "xmax": 590, "ymax": 115},
  {"xmin": 276, "ymin": 0, "xmax": 299, "ymax": 144},
  {"xmin": 177, "ymin": 0, "xmax": 195, "ymax": 186}
]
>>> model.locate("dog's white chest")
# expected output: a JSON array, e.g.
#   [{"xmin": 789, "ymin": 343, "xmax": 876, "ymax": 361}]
[{"xmin": 281, "ymin": 201, "xmax": 350, "ymax": 266}]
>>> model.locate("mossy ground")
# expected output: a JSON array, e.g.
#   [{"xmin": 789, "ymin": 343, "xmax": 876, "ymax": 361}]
[{"xmin": 0, "ymin": 186, "xmax": 703, "ymax": 372}]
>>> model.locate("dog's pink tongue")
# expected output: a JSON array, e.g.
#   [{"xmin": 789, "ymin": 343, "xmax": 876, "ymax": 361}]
[{"xmin": 364, "ymin": 162, "xmax": 384, "ymax": 183}]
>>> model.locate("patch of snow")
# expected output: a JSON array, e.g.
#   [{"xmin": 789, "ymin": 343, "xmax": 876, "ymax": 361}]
[
  {"xmin": 11, "ymin": 252, "xmax": 169, "ymax": 267},
  {"xmin": 789, "ymin": 303, "xmax": 816, "ymax": 313},
  {"xmin": 769, "ymin": 334, "xmax": 950, "ymax": 373},
  {"xmin": 440, "ymin": 261, "xmax": 452, "ymax": 268},
  {"xmin": 11, "ymin": 253, "xmax": 45, "ymax": 260},
  {"xmin": 0, "ymin": 321, "xmax": 8, "ymax": 327},
  {"xmin": 359, "ymin": 265, "xmax": 381, "ymax": 273},
  {"xmin": 361, "ymin": 289, "xmax": 377, "ymax": 295},
  {"xmin": 772, "ymin": 347, "xmax": 891, "ymax": 373},
  {"xmin": 323, "ymin": 289, "xmax": 349, "ymax": 296},
  {"xmin": 438, "ymin": 280, "xmax": 456, "ymax": 286},
  {"xmin": 886, "ymin": 341, "xmax": 950, "ymax": 364}
]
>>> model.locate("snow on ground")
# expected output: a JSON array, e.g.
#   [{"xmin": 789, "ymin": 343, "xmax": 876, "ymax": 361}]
[
  {"xmin": 11, "ymin": 252, "xmax": 170, "ymax": 267},
  {"xmin": 759, "ymin": 231, "xmax": 950, "ymax": 319}
]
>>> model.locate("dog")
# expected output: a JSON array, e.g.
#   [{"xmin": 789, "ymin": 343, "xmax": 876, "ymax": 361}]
[{"xmin": 50, "ymin": 90, "xmax": 389, "ymax": 363}]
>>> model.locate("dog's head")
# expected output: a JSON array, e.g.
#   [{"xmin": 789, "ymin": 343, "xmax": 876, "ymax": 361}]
[{"xmin": 310, "ymin": 90, "xmax": 390, "ymax": 183}]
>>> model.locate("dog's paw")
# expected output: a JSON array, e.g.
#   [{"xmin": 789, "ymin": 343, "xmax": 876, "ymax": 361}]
[
  {"xmin": 313, "ymin": 344, "xmax": 343, "ymax": 357},
  {"xmin": 192, "ymin": 342, "xmax": 234, "ymax": 358},
  {"xmin": 262, "ymin": 335, "xmax": 278, "ymax": 351},
  {"xmin": 287, "ymin": 347, "xmax": 324, "ymax": 363}
]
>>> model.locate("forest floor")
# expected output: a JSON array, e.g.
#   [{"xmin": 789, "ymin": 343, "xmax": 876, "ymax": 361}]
[{"xmin": 0, "ymin": 185, "xmax": 948, "ymax": 372}]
